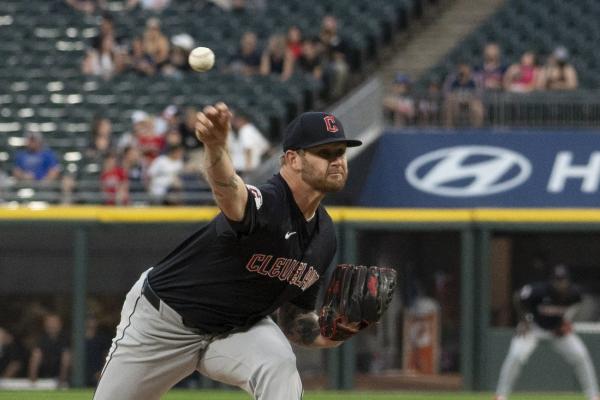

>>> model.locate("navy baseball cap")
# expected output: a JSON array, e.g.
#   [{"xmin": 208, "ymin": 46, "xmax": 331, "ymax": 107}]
[{"xmin": 283, "ymin": 112, "xmax": 362, "ymax": 151}]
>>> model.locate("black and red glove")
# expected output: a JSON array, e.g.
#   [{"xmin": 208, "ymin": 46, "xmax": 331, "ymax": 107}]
[{"xmin": 318, "ymin": 264, "xmax": 397, "ymax": 341}]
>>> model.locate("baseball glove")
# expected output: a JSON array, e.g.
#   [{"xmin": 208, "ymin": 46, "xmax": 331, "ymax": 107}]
[{"xmin": 318, "ymin": 264, "xmax": 397, "ymax": 341}]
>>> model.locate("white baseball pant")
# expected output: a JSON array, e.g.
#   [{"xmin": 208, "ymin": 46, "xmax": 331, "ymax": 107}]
[
  {"xmin": 93, "ymin": 269, "xmax": 303, "ymax": 400},
  {"xmin": 496, "ymin": 324, "xmax": 599, "ymax": 399}
]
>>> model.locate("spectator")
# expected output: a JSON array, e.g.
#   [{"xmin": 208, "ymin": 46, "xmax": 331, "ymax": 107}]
[
  {"xmin": 0, "ymin": 327, "xmax": 27, "ymax": 378},
  {"xmin": 319, "ymin": 15, "xmax": 350, "ymax": 99},
  {"xmin": 146, "ymin": 144, "xmax": 185, "ymax": 204},
  {"xmin": 28, "ymin": 313, "xmax": 71, "ymax": 387},
  {"xmin": 260, "ymin": 34, "xmax": 294, "ymax": 81},
  {"xmin": 179, "ymin": 106, "xmax": 202, "ymax": 152},
  {"xmin": 162, "ymin": 34, "xmax": 194, "ymax": 79},
  {"xmin": 228, "ymin": 111, "xmax": 270, "ymax": 175},
  {"xmin": 539, "ymin": 46, "xmax": 578, "ymax": 91},
  {"xmin": 126, "ymin": 37, "xmax": 156, "ymax": 77},
  {"xmin": 179, "ymin": 106, "xmax": 205, "ymax": 175},
  {"xmin": 142, "ymin": 18, "xmax": 170, "ymax": 69},
  {"xmin": 90, "ymin": 13, "xmax": 122, "ymax": 51},
  {"xmin": 81, "ymin": 33, "xmax": 125, "ymax": 80},
  {"xmin": 164, "ymin": 127, "xmax": 183, "ymax": 150},
  {"xmin": 475, "ymin": 43, "xmax": 506, "ymax": 91},
  {"xmin": 13, "ymin": 131, "xmax": 60, "ymax": 181},
  {"xmin": 121, "ymin": 146, "xmax": 145, "ymax": 188},
  {"xmin": 383, "ymin": 73, "xmax": 415, "ymax": 127},
  {"xmin": 100, "ymin": 151, "xmax": 129, "ymax": 205},
  {"xmin": 127, "ymin": 0, "xmax": 170, "ymax": 12},
  {"xmin": 504, "ymin": 51, "xmax": 540, "ymax": 93},
  {"xmin": 286, "ymin": 26, "xmax": 303, "ymax": 60},
  {"xmin": 119, "ymin": 111, "xmax": 164, "ymax": 164},
  {"xmin": 228, "ymin": 31, "xmax": 262, "ymax": 76},
  {"xmin": 443, "ymin": 62, "xmax": 484, "ymax": 128},
  {"xmin": 417, "ymin": 79, "xmax": 442, "ymax": 126},
  {"xmin": 65, "ymin": 0, "xmax": 106, "ymax": 15},
  {"xmin": 297, "ymin": 38, "xmax": 323, "ymax": 81},
  {"xmin": 154, "ymin": 105, "xmax": 180, "ymax": 136},
  {"xmin": 86, "ymin": 116, "xmax": 114, "ymax": 163},
  {"xmin": 84, "ymin": 315, "xmax": 111, "ymax": 387}
]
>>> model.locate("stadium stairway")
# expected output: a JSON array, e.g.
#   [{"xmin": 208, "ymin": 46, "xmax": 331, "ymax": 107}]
[{"xmin": 378, "ymin": 0, "xmax": 506, "ymax": 89}]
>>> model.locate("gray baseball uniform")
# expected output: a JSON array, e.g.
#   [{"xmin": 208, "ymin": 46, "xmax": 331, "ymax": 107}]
[
  {"xmin": 93, "ymin": 269, "xmax": 302, "ymax": 400},
  {"xmin": 495, "ymin": 280, "xmax": 599, "ymax": 400}
]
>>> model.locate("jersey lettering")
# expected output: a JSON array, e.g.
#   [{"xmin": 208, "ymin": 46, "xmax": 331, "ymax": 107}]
[
  {"xmin": 245, "ymin": 253, "xmax": 320, "ymax": 291},
  {"xmin": 245, "ymin": 254, "xmax": 267, "ymax": 272},
  {"xmin": 269, "ymin": 257, "xmax": 288, "ymax": 277},
  {"xmin": 257, "ymin": 255, "xmax": 274, "ymax": 275}
]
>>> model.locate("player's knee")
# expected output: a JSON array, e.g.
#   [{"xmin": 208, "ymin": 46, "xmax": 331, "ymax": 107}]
[
  {"xmin": 250, "ymin": 353, "xmax": 301, "ymax": 399},
  {"xmin": 261, "ymin": 352, "xmax": 298, "ymax": 379},
  {"xmin": 507, "ymin": 350, "xmax": 528, "ymax": 365}
]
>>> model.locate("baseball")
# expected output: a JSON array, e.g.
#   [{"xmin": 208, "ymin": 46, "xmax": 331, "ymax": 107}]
[{"xmin": 188, "ymin": 47, "xmax": 215, "ymax": 72}]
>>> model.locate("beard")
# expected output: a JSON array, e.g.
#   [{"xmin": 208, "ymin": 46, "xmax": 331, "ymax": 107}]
[{"xmin": 301, "ymin": 159, "xmax": 347, "ymax": 192}]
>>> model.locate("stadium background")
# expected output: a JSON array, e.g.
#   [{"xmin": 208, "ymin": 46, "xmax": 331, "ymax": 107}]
[{"xmin": 1, "ymin": 0, "xmax": 600, "ymax": 397}]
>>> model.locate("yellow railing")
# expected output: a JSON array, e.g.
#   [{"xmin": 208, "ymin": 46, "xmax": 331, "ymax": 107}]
[{"xmin": 2, "ymin": 206, "xmax": 600, "ymax": 223}]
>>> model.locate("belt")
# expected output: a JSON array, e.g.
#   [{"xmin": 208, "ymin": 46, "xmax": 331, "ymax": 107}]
[{"xmin": 142, "ymin": 277, "xmax": 161, "ymax": 311}]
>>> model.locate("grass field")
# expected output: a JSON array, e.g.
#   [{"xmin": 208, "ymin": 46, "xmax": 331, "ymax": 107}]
[{"xmin": 0, "ymin": 390, "xmax": 587, "ymax": 400}]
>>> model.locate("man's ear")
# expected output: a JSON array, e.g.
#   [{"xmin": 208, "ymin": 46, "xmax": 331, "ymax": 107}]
[{"xmin": 285, "ymin": 150, "xmax": 303, "ymax": 171}]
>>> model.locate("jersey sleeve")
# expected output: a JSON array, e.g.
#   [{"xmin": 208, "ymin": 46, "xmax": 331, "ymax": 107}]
[
  {"xmin": 221, "ymin": 184, "xmax": 279, "ymax": 236},
  {"xmin": 288, "ymin": 279, "xmax": 322, "ymax": 311}
]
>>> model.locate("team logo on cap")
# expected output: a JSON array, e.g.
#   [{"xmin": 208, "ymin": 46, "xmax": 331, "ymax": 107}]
[{"xmin": 323, "ymin": 115, "xmax": 339, "ymax": 133}]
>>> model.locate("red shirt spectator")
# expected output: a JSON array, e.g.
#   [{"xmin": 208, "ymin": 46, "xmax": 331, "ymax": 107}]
[
  {"xmin": 286, "ymin": 26, "xmax": 303, "ymax": 60},
  {"xmin": 504, "ymin": 51, "xmax": 540, "ymax": 93},
  {"xmin": 100, "ymin": 152, "xmax": 128, "ymax": 205}
]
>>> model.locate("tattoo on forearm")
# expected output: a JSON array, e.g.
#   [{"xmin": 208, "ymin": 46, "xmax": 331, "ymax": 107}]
[
  {"xmin": 214, "ymin": 175, "xmax": 238, "ymax": 190},
  {"xmin": 205, "ymin": 148, "xmax": 228, "ymax": 169},
  {"xmin": 279, "ymin": 303, "xmax": 320, "ymax": 346}
]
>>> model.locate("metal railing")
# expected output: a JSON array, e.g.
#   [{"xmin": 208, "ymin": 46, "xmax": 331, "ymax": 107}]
[{"xmin": 385, "ymin": 89, "xmax": 600, "ymax": 129}]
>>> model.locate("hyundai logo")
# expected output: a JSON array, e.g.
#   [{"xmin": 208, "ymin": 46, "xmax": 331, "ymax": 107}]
[{"xmin": 405, "ymin": 146, "xmax": 532, "ymax": 197}]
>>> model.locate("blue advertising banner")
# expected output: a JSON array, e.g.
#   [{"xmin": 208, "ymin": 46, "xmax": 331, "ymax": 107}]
[{"xmin": 358, "ymin": 131, "xmax": 600, "ymax": 208}]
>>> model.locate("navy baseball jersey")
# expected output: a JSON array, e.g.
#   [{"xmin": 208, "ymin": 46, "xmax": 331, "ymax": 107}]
[
  {"xmin": 148, "ymin": 174, "xmax": 337, "ymax": 334},
  {"xmin": 518, "ymin": 282, "xmax": 582, "ymax": 330}
]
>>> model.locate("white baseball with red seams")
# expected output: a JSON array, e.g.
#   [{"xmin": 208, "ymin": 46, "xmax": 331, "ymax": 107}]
[{"xmin": 188, "ymin": 47, "xmax": 215, "ymax": 72}]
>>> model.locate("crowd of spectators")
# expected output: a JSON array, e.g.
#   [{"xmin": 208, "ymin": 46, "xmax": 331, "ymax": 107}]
[
  {"xmin": 384, "ymin": 43, "xmax": 580, "ymax": 128},
  {"xmin": 0, "ymin": 0, "xmax": 361, "ymax": 205},
  {"xmin": 24, "ymin": 0, "xmax": 362, "ymax": 205},
  {"xmin": 77, "ymin": 2, "xmax": 351, "ymax": 100},
  {"xmin": 1, "ymin": 104, "xmax": 272, "ymax": 206},
  {"xmin": 0, "ymin": 309, "xmax": 111, "ymax": 388}
]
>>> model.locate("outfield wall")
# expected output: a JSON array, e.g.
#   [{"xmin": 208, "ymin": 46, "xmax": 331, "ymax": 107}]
[{"xmin": 1, "ymin": 206, "xmax": 600, "ymax": 391}]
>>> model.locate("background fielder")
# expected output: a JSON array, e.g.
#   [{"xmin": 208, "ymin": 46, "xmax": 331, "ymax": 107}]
[{"xmin": 494, "ymin": 264, "xmax": 600, "ymax": 400}]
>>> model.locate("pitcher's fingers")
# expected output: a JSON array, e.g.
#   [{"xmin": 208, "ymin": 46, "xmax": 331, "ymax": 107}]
[
  {"xmin": 215, "ymin": 102, "xmax": 229, "ymax": 114},
  {"xmin": 196, "ymin": 116, "xmax": 214, "ymax": 130},
  {"xmin": 196, "ymin": 112, "xmax": 213, "ymax": 127},
  {"xmin": 203, "ymin": 105, "xmax": 218, "ymax": 119}
]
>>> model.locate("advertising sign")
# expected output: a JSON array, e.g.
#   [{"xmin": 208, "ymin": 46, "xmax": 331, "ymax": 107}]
[{"xmin": 359, "ymin": 132, "xmax": 600, "ymax": 207}]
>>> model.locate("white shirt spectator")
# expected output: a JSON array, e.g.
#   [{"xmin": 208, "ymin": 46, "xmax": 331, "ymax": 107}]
[
  {"xmin": 147, "ymin": 152, "xmax": 183, "ymax": 197},
  {"xmin": 228, "ymin": 122, "xmax": 270, "ymax": 173}
]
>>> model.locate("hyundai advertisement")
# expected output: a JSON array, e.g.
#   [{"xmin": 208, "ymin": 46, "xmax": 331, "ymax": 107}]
[{"xmin": 358, "ymin": 132, "xmax": 600, "ymax": 207}]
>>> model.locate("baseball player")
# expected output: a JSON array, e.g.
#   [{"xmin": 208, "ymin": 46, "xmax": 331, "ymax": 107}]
[
  {"xmin": 494, "ymin": 265, "xmax": 600, "ymax": 400},
  {"xmin": 94, "ymin": 103, "xmax": 394, "ymax": 400}
]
